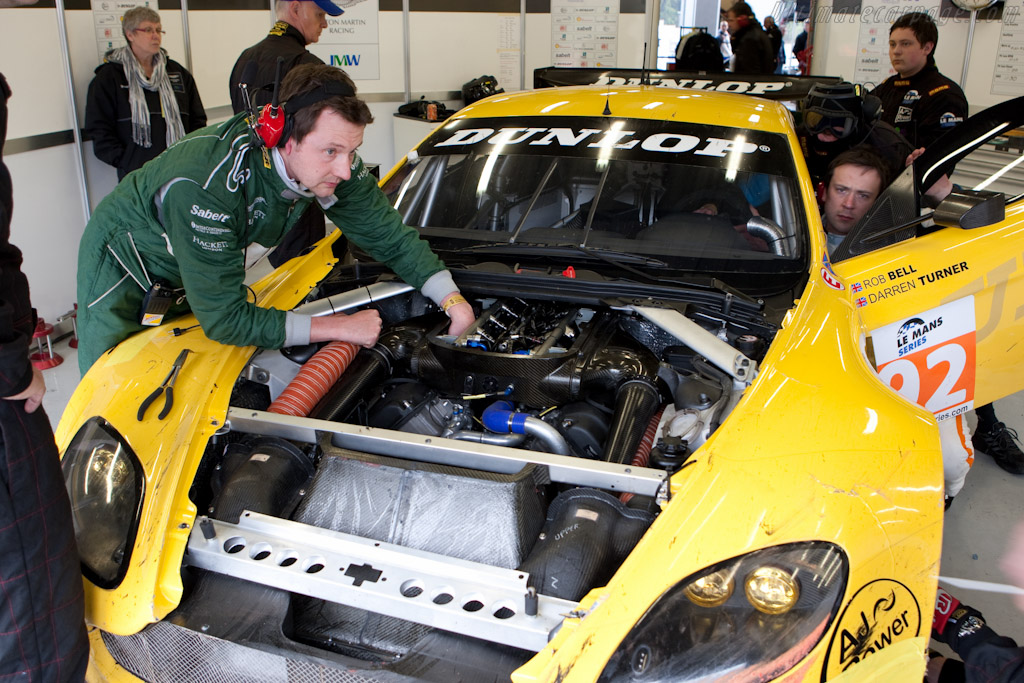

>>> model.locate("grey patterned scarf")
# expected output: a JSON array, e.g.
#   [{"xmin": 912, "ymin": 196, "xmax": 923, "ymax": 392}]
[{"xmin": 107, "ymin": 45, "xmax": 185, "ymax": 149}]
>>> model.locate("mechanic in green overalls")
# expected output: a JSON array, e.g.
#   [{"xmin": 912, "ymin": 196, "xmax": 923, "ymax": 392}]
[{"xmin": 76, "ymin": 63, "xmax": 474, "ymax": 375}]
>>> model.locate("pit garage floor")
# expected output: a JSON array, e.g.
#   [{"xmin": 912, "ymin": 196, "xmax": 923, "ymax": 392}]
[{"xmin": 38, "ymin": 337, "xmax": 1024, "ymax": 664}]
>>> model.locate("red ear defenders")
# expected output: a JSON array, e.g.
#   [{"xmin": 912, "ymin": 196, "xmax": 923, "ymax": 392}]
[{"xmin": 254, "ymin": 81, "xmax": 356, "ymax": 148}]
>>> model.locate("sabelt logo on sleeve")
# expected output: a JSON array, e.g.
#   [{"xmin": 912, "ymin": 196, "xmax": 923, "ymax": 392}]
[
  {"xmin": 434, "ymin": 127, "xmax": 761, "ymax": 158},
  {"xmin": 191, "ymin": 205, "xmax": 231, "ymax": 222}
]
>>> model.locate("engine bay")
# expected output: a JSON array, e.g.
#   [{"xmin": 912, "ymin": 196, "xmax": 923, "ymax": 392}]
[{"xmin": 177, "ymin": 272, "xmax": 778, "ymax": 675}]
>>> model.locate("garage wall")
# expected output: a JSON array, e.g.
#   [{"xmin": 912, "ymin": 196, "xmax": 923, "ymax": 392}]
[{"xmin": 2, "ymin": 1, "xmax": 648, "ymax": 325}]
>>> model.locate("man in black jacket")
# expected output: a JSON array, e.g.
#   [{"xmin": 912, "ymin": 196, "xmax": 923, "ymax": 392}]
[
  {"xmin": 0, "ymin": 5, "xmax": 89, "ymax": 676},
  {"xmin": 229, "ymin": 0, "xmax": 343, "ymax": 115},
  {"xmin": 725, "ymin": 2, "xmax": 775, "ymax": 74},
  {"xmin": 872, "ymin": 11, "xmax": 968, "ymax": 150},
  {"xmin": 229, "ymin": 0, "xmax": 346, "ymax": 267},
  {"xmin": 874, "ymin": 11, "xmax": 1023, "ymax": 474}
]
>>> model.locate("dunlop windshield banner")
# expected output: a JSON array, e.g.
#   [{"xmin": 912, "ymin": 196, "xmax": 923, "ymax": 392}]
[{"xmin": 416, "ymin": 117, "xmax": 796, "ymax": 178}]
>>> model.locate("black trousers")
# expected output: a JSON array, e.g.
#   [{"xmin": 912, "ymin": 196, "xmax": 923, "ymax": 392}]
[{"xmin": 0, "ymin": 400, "xmax": 88, "ymax": 682}]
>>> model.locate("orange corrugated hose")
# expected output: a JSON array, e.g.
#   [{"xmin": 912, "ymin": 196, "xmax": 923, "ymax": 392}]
[
  {"xmin": 620, "ymin": 405, "xmax": 665, "ymax": 504},
  {"xmin": 267, "ymin": 341, "xmax": 359, "ymax": 417}
]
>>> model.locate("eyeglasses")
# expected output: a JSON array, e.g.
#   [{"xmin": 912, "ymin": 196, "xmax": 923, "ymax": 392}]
[{"xmin": 133, "ymin": 27, "xmax": 165, "ymax": 35}]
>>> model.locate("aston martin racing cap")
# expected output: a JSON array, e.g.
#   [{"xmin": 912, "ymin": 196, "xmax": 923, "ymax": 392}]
[{"xmin": 293, "ymin": 0, "xmax": 344, "ymax": 16}]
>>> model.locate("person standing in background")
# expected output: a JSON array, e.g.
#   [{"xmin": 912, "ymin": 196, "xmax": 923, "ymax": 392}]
[
  {"xmin": 717, "ymin": 20, "xmax": 733, "ymax": 69},
  {"xmin": 872, "ymin": 11, "xmax": 967, "ymax": 150},
  {"xmin": 725, "ymin": 2, "xmax": 775, "ymax": 74},
  {"xmin": 85, "ymin": 6, "xmax": 206, "ymax": 181},
  {"xmin": 874, "ymin": 11, "xmax": 1023, "ymax": 473},
  {"xmin": 763, "ymin": 15, "xmax": 783, "ymax": 74},
  {"xmin": 229, "ymin": 0, "xmax": 346, "ymax": 267},
  {"xmin": 793, "ymin": 19, "xmax": 809, "ymax": 61},
  {"xmin": 0, "ymin": 2, "xmax": 89, "ymax": 680}
]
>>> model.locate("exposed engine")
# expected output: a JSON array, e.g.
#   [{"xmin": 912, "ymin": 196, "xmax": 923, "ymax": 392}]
[{"xmin": 178, "ymin": 281, "xmax": 775, "ymax": 678}]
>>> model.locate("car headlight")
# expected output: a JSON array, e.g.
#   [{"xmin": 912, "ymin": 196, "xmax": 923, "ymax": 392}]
[
  {"xmin": 61, "ymin": 417, "xmax": 144, "ymax": 588},
  {"xmin": 599, "ymin": 542, "xmax": 847, "ymax": 682}
]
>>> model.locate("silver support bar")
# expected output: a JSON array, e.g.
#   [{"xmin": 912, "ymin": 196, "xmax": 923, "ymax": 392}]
[
  {"xmin": 402, "ymin": 0, "xmax": 411, "ymax": 104},
  {"xmin": 54, "ymin": 0, "xmax": 91, "ymax": 222},
  {"xmin": 629, "ymin": 305, "xmax": 757, "ymax": 383},
  {"xmin": 225, "ymin": 408, "xmax": 668, "ymax": 498},
  {"xmin": 180, "ymin": 0, "xmax": 193, "ymax": 74},
  {"xmin": 292, "ymin": 281, "xmax": 415, "ymax": 317},
  {"xmin": 188, "ymin": 512, "xmax": 576, "ymax": 652}
]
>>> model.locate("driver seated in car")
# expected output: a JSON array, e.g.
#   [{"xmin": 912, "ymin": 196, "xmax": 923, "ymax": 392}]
[
  {"xmin": 658, "ymin": 166, "xmax": 768, "ymax": 251},
  {"xmin": 822, "ymin": 146, "xmax": 973, "ymax": 508}
]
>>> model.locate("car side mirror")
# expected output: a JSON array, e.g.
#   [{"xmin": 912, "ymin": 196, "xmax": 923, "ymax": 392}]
[{"xmin": 933, "ymin": 189, "xmax": 1005, "ymax": 230}]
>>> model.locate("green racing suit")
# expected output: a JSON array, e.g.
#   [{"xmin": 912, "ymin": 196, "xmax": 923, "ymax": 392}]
[{"xmin": 77, "ymin": 113, "xmax": 454, "ymax": 373}]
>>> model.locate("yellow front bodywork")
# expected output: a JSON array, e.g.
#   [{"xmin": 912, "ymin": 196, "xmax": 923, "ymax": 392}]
[
  {"xmin": 56, "ymin": 234, "xmax": 339, "ymax": 637},
  {"xmin": 59, "ymin": 86, "xmax": 1024, "ymax": 682}
]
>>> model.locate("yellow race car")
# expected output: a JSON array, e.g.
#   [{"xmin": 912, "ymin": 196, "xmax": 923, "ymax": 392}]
[{"xmin": 57, "ymin": 77, "xmax": 1024, "ymax": 682}]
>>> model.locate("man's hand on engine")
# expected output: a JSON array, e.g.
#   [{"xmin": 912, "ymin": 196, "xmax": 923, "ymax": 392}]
[
  {"xmin": 446, "ymin": 302, "xmax": 475, "ymax": 337},
  {"xmin": 310, "ymin": 309, "xmax": 383, "ymax": 348}
]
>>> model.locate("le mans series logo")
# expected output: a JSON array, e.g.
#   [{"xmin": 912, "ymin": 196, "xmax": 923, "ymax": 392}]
[
  {"xmin": 821, "ymin": 579, "xmax": 921, "ymax": 678},
  {"xmin": 895, "ymin": 316, "xmax": 941, "ymax": 358}
]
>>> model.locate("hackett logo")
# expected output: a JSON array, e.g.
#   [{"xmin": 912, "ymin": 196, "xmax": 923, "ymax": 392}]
[{"xmin": 433, "ymin": 127, "xmax": 762, "ymax": 158}]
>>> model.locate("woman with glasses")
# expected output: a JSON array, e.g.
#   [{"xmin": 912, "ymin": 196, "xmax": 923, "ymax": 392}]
[{"xmin": 85, "ymin": 6, "xmax": 206, "ymax": 180}]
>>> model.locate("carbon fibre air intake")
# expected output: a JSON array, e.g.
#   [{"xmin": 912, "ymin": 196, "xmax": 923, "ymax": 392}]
[
  {"xmin": 518, "ymin": 488, "xmax": 655, "ymax": 602},
  {"xmin": 268, "ymin": 341, "xmax": 358, "ymax": 416},
  {"xmin": 602, "ymin": 379, "xmax": 661, "ymax": 465}
]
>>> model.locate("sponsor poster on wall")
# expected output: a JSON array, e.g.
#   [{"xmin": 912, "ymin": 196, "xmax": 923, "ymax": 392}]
[
  {"xmin": 90, "ymin": 0, "xmax": 153, "ymax": 63},
  {"xmin": 498, "ymin": 14, "xmax": 522, "ymax": 92},
  {"xmin": 852, "ymin": 0, "xmax": 941, "ymax": 89},
  {"xmin": 308, "ymin": 0, "xmax": 380, "ymax": 81},
  {"xmin": 993, "ymin": 0, "xmax": 1024, "ymax": 96},
  {"xmin": 551, "ymin": 0, "xmax": 618, "ymax": 68}
]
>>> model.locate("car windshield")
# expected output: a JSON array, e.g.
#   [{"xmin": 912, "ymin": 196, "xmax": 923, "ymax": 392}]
[{"xmin": 384, "ymin": 116, "xmax": 809, "ymax": 275}]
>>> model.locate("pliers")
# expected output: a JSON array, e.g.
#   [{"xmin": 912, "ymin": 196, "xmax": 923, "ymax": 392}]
[{"xmin": 137, "ymin": 349, "xmax": 191, "ymax": 421}]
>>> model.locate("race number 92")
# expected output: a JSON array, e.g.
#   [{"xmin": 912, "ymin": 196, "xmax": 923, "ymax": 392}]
[{"xmin": 871, "ymin": 298, "xmax": 977, "ymax": 420}]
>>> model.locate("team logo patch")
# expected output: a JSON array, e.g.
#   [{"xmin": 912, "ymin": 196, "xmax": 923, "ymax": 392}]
[
  {"xmin": 895, "ymin": 106, "xmax": 913, "ymax": 124},
  {"xmin": 902, "ymin": 89, "xmax": 920, "ymax": 103},
  {"xmin": 939, "ymin": 112, "xmax": 963, "ymax": 128}
]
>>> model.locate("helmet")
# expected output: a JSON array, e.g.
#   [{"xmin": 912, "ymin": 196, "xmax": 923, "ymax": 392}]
[{"xmin": 801, "ymin": 82, "xmax": 880, "ymax": 140}]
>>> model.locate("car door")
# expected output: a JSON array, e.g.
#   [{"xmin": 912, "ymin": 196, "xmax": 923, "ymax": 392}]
[{"xmin": 830, "ymin": 95, "xmax": 1024, "ymax": 417}]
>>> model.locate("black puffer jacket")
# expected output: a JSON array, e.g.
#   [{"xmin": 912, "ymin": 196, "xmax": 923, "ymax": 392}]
[
  {"xmin": 84, "ymin": 51, "xmax": 207, "ymax": 180},
  {"xmin": 730, "ymin": 21, "xmax": 775, "ymax": 74}
]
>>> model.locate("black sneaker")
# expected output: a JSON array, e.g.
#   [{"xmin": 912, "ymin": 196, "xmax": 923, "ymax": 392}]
[{"xmin": 972, "ymin": 421, "xmax": 1024, "ymax": 475}]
